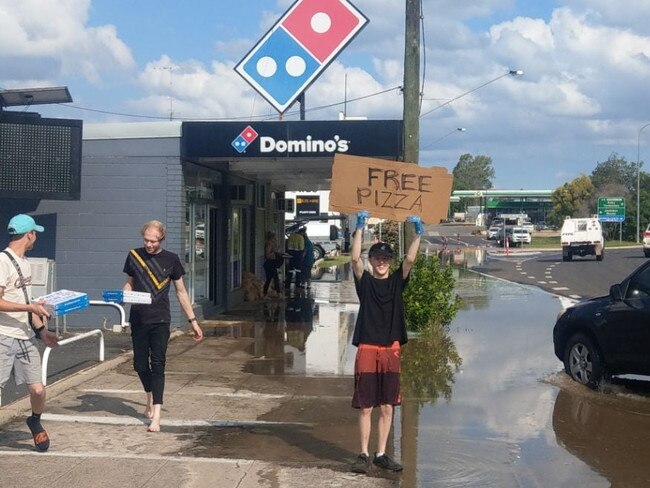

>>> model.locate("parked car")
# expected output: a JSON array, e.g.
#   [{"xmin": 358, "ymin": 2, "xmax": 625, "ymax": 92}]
[
  {"xmin": 521, "ymin": 221, "xmax": 535, "ymax": 233},
  {"xmin": 553, "ymin": 260, "xmax": 650, "ymax": 388},
  {"xmin": 487, "ymin": 226, "xmax": 500, "ymax": 240},
  {"xmin": 643, "ymin": 223, "xmax": 650, "ymax": 257},
  {"xmin": 495, "ymin": 227, "xmax": 513, "ymax": 246},
  {"xmin": 510, "ymin": 227, "xmax": 532, "ymax": 245}
]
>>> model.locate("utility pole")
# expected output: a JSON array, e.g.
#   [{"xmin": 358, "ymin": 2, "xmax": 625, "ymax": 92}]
[
  {"xmin": 401, "ymin": 4, "xmax": 421, "ymax": 483},
  {"xmin": 402, "ymin": 0, "xmax": 421, "ymax": 251}
]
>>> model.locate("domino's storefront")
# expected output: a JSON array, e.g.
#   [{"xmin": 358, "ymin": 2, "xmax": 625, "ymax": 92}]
[
  {"xmin": 180, "ymin": 119, "xmax": 403, "ymax": 313},
  {"xmin": 1, "ymin": 118, "xmax": 402, "ymax": 325}
]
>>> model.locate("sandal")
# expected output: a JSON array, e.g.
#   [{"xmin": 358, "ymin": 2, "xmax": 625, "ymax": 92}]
[{"xmin": 26, "ymin": 416, "xmax": 50, "ymax": 452}]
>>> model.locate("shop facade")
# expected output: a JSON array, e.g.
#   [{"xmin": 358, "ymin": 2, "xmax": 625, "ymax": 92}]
[{"xmin": 0, "ymin": 119, "xmax": 403, "ymax": 327}]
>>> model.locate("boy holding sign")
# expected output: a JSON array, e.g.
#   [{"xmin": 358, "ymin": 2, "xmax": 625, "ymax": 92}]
[{"xmin": 350, "ymin": 211, "xmax": 424, "ymax": 474}]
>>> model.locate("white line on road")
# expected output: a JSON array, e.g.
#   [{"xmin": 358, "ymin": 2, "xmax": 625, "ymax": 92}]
[
  {"xmin": 79, "ymin": 388, "xmax": 349, "ymax": 400},
  {"xmin": 553, "ymin": 287, "xmax": 570, "ymax": 291},
  {"xmin": 569, "ymin": 294, "xmax": 582, "ymax": 299},
  {"xmin": 537, "ymin": 281, "xmax": 547, "ymax": 284},
  {"xmin": 41, "ymin": 413, "xmax": 312, "ymax": 427},
  {"xmin": 0, "ymin": 449, "xmax": 253, "ymax": 465}
]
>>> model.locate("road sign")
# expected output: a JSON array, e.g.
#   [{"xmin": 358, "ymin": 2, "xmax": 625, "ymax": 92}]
[
  {"xmin": 598, "ymin": 197, "xmax": 625, "ymax": 222},
  {"xmin": 234, "ymin": 0, "xmax": 368, "ymax": 114}
]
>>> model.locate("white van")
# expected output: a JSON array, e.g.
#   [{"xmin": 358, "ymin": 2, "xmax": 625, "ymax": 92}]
[{"xmin": 560, "ymin": 217, "xmax": 604, "ymax": 261}]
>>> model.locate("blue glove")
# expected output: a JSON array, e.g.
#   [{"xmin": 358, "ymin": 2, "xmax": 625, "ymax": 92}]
[
  {"xmin": 407, "ymin": 215, "xmax": 424, "ymax": 235},
  {"xmin": 356, "ymin": 210, "xmax": 369, "ymax": 230}
]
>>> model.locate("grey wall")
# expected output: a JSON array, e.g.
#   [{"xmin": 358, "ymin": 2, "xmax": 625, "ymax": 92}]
[{"xmin": 0, "ymin": 135, "xmax": 188, "ymax": 329}]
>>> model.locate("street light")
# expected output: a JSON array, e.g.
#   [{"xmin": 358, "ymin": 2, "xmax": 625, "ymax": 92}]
[
  {"xmin": 637, "ymin": 123, "xmax": 650, "ymax": 242},
  {"xmin": 423, "ymin": 127, "xmax": 466, "ymax": 149},
  {"xmin": 420, "ymin": 69, "xmax": 524, "ymax": 119}
]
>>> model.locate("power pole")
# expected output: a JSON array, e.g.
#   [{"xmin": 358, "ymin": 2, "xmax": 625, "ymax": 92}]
[
  {"xmin": 403, "ymin": 0, "xmax": 420, "ymax": 165},
  {"xmin": 402, "ymin": 0, "xmax": 421, "ymax": 251}
]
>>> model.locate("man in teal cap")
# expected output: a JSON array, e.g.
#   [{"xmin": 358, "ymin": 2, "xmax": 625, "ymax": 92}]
[{"xmin": 0, "ymin": 214, "xmax": 58, "ymax": 451}]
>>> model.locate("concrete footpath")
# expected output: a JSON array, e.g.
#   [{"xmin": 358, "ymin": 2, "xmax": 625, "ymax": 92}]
[{"xmin": 0, "ymin": 284, "xmax": 399, "ymax": 488}]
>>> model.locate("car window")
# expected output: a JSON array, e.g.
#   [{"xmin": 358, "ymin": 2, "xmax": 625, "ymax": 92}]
[{"xmin": 627, "ymin": 266, "xmax": 650, "ymax": 298}]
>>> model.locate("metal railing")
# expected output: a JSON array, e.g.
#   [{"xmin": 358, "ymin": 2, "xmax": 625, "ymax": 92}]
[{"xmin": 41, "ymin": 329, "xmax": 105, "ymax": 385}]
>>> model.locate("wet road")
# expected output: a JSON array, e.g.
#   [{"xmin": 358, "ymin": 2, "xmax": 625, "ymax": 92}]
[
  {"xmin": 475, "ymin": 246, "xmax": 645, "ymax": 300},
  {"xmin": 4, "ymin": 251, "xmax": 650, "ymax": 486}
]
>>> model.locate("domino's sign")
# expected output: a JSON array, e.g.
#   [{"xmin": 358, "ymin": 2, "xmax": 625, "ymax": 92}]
[
  {"xmin": 232, "ymin": 125, "xmax": 349, "ymax": 155},
  {"xmin": 235, "ymin": 0, "xmax": 368, "ymax": 114}
]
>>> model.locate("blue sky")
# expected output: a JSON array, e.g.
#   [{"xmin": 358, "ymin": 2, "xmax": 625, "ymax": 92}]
[{"xmin": 2, "ymin": 0, "xmax": 650, "ymax": 190}]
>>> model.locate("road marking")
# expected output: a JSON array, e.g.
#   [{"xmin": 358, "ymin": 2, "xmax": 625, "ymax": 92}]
[
  {"xmin": 0, "ymin": 449, "xmax": 253, "ymax": 465},
  {"xmin": 537, "ymin": 281, "xmax": 547, "ymax": 284},
  {"xmin": 569, "ymin": 294, "xmax": 582, "ymax": 299},
  {"xmin": 553, "ymin": 287, "xmax": 570, "ymax": 291},
  {"xmin": 42, "ymin": 413, "xmax": 313, "ymax": 427},
  {"xmin": 549, "ymin": 281, "xmax": 558, "ymax": 284},
  {"xmin": 527, "ymin": 276, "xmax": 536, "ymax": 279},
  {"xmin": 80, "ymin": 388, "xmax": 349, "ymax": 400}
]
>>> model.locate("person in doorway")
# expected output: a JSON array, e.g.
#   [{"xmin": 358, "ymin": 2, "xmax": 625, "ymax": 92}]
[
  {"xmin": 285, "ymin": 228, "xmax": 305, "ymax": 290},
  {"xmin": 349, "ymin": 211, "xmax": 423, "ymax": 474},
  {"xmin": 299, "ymin": 227, "xmax": 314, "ymax": 289},
  {"xmin": 122, "ymin": 220, "xmax": 203, "ymax": 432},
  {"xmin": 262, "ymin": 231, "xmax": 283, "ymax": 299},
  {"xmin": 0, "ymin": 214, "xmax": 59, "ymax": 452}
]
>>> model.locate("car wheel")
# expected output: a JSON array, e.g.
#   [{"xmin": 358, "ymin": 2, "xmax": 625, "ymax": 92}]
[
  {"xmin": 313, "ymin": 244, "xmax": 325, "ymax": 261},
  {"xmin": 563, "ymin": 333, "xmax": 604, "ymax": 389},
  {"xmin": 596, "ymin": 249, "xmax": 604, "ymax": 261},
  {"xmin": 645, "ymin": 249, "xmax": 650, "ymax": 258}
]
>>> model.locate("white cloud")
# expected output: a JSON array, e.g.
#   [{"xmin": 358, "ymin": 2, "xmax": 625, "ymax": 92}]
[{"xmin": 0, "ymin": 0, "xmax": 135, "ymax": 85}]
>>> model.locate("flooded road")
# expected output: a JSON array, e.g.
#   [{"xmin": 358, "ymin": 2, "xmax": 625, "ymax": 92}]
[{"xmin": 269, "ymin": 261, "xmax": 650, "ymax": 486}]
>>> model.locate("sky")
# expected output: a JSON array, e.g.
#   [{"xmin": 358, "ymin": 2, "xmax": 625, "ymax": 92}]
[{"xmin": 1, "ymin": 0, "xmax": 650, "ymax": 190}]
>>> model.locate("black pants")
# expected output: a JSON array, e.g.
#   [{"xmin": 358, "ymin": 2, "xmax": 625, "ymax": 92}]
[
  {"xmin": 131, "ymin": 323, "xmax": 170, "ymax": 405},
  {"xmin": 285, "ymin": 250, "xmax": 303, "ymax": 288},
  {"xmin": 263, "ymin": 259, "xmax": 280, "ymax": 295}
]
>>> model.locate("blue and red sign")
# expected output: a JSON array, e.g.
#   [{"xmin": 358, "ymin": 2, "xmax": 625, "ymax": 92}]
[
  {"xmin": 235, "ymin": 0, "xmax": 368, "ymax": 114},
  {"xmin": 231, "ymin": 125, "xmax": 259, "ymax": 153}
]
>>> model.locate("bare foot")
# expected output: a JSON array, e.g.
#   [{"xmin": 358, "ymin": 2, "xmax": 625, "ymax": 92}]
[
  {"xmin": 143, "ymin": 392, "xmax": 154, "ymax": 419},
  {"xmin": 147, "ymin": 404, "xmax": 162, "ymax": 432}
]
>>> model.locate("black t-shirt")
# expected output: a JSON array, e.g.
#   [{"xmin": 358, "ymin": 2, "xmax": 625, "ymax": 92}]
[
  {"xmin": 123, "ymin": 248, "xmax": 185, "ymax": 325},
  {"xmin": 352, "ymin": 264, "xmax": 409, "ymax": 346}
]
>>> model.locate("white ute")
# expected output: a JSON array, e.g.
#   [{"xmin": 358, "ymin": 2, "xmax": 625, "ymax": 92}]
[{"xmin": 560, "ymin": 217, "xmax": 604, "ymax": 262}]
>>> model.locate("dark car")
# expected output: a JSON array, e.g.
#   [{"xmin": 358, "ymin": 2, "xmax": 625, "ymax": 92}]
[{"xmin": 553, "ymin": 260, "xmax": 650, "ymax": 388}]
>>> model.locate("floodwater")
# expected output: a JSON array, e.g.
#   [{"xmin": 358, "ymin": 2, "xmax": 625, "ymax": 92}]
[{"xmin": 257, "ymin": 256, "xmax": 650, "ymax": 487}]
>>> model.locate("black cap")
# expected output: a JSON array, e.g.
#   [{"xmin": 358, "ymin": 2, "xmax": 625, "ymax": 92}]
[{"xmin": 368, "ymin": 242, "xmax": 394, "ymax": 258}]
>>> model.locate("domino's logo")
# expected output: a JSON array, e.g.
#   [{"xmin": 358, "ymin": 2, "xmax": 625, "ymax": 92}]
[
  {"xmin": 231, "ymin": 125, "xmax": 259, "ymax": 153},
  {"xmin": 235, "ymin": 0, "xmax": 368, "ymax": 113}
]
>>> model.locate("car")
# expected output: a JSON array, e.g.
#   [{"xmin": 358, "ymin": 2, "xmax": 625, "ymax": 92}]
[
  {"xmin": 643, "ymin": 223, "xmax": 650, "ymax": 257},
  {"xmin": 521, "ymin": 221, "xmax": 535, "ymax": 233},
  {"xmin": 487, "ymin": 226, "xmax": 500, "ymax": 240},
  {"xmin": 510, "ymin": 227, "xmax": 531, "ymax": 245},
  {"xmin": 553, "ymin": 260, "xmax": 650, "ymax": 388},
  {"xmin": 491, "ymin": 218, "xmax": 504, "ymax": 227},
  {"xmin": 495, "ymin": 227, "xmax": 513, "ymax": 246}
]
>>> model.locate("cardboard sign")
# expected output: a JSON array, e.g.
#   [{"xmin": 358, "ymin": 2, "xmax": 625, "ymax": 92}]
[{"xmin": 329, "ymin": 154, "xmax": 453, "ymax": 224}]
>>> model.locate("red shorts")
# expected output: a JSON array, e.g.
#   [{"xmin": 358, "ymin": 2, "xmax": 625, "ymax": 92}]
[{"xmin": 352, "ymin": 341, "xmax": 401, "ymax": 409}]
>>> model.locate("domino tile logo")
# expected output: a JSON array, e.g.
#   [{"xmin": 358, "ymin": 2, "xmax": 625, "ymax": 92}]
[
  {"xmin": 231, "ymin": 125, "xmax": 259, "ymax": 154},
  {"xmin": 235, "ymin": 0, "xmax": 368, "ymax": 113}
]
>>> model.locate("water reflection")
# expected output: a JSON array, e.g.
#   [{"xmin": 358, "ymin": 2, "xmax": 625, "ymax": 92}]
[
  {"xmin": 552, "ymin": 386, "xmax": 650, "ymax": 486},
  {"xmin": 399, "ymin": 269, "xmax": 568, "ymax": 487},
  {"xmin": 401, "ymin": 324, "xmax": 461, "ymax": 405}
]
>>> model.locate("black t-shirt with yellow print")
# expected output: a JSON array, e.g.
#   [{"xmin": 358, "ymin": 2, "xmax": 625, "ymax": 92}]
[{"xmin": 123, "ymin": 248, "xmax": 185, "ymax": 325}]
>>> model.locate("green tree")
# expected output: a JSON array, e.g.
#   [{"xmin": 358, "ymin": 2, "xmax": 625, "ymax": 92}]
[
  {"xmin": 452, "ymin": 153, "xmax": 495, "ymax": 192},
  {"xmin": 547, "ymin": 174, "xmax": 593, "ymax": 226},
  {"xmin": 590, "ymin": 153, "xmax": 637, "ymax": 192}
]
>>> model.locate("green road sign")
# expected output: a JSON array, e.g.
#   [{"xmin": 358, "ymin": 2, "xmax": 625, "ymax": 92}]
[{"xmin": 598, "ymin": 197, "xmax": 625, "ymax": 222}]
